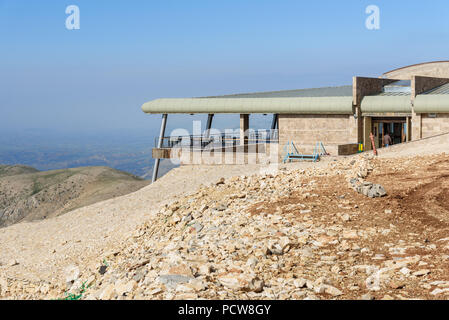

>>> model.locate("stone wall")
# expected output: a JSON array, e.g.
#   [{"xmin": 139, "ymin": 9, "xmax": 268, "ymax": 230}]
[
  {"xmin": 278, "ymin": 114, "xmax": 358, "ymax": 157},
  {"xmin": 421, "ymin": 114, "xmax": 449, "ymax": 138},
  {"xmin": 412, "ymin": 76, "xmax": 449, "ymax": 101},
  {"xmin": 363, "ymin": 117, "xmax": 372, "ymax": 151},
  {"xmin": 353, "ymin": 77, "xmax": 396, "ymax": 105}
]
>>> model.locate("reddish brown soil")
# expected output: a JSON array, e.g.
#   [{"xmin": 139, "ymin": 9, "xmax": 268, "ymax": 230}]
[{"xmin": 248, "ymin": 154, "xmax": 449, "ymax": 299}]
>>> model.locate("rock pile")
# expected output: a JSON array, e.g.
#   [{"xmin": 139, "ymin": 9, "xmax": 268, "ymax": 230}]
[{"xmin": 346, "ymin": 155, "xmax": 387, "ymax": 198}]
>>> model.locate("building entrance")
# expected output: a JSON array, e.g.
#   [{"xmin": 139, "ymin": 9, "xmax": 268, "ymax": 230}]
[{"xmin": 372, "ymin": 117, "xmax": 407, "ymax": 148}]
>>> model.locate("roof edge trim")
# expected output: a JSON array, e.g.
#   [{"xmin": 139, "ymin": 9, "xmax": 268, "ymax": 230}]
[{"xmin": 141, "ymin": 97, "xmax": 354, "ymax": 114}]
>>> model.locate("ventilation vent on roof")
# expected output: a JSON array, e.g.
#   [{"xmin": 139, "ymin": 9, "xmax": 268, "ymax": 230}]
[{"xmin": 383, "ymin": 80, "xmax": 411, "ymax": 94}]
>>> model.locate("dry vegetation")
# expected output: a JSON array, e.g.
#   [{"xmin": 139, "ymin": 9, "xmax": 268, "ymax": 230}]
[{"xmin": 0, "ymin": 165, "xmax": 149, "ymax": 228}]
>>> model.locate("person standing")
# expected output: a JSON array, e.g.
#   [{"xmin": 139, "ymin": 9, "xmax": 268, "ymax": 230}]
[{"xmin": 383, "ymin": 131, "xmax": 393, "ymax": 147}]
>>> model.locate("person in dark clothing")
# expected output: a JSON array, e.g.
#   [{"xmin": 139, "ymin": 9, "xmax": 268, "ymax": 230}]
[{"xmin": 383, "ymin": 131, "xmax": 393, "ymax": 147}]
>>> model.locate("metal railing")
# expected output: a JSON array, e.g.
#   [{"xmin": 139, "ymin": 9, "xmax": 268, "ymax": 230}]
[{"xmin": 155, "ymin": 129, "xmax": 279, "ymax": 150}]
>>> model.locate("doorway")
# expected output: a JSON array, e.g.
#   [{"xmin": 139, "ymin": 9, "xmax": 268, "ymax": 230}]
[{"xmin": 372, "ymin": 117, "xmax": 407, "ymax": 148}]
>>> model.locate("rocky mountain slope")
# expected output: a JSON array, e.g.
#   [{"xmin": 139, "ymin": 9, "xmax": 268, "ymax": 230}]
[
  {"xmin": 65, "ymin": 153, "xmax": 449, "ymax": 300},
  {"xmin": 0, "ymin": 165, "xmax": 149, "ymax": 228},
  {"xmin": 0, "ymin": 134, "xmax": 448, "ymax": 300}
]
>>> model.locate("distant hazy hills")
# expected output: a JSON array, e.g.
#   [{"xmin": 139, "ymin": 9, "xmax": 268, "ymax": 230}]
[
  {"xmin": 0, "ymin": 165, "xmax": 150, "ymax": 228},
  {"xmin": 0, "ymin": 129, "xmax": 180, "ymax": 178},
  {"xmin": 0, "ymin": 165, "xmax": 39, "ymax": 177}
]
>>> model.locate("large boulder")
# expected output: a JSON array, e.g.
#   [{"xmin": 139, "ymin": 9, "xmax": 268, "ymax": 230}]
[
  {"xmin": 367, "ymin": 184, "xmax": 387, "ymax": 198},
  {"xmin": 350, "ymin": 180, "xmax": 387, "ymax": 198}
]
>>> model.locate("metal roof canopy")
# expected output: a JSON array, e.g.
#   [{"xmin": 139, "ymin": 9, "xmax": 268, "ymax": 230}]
[
  {"xmin": 415, "ymin": 95, "xmax": 449, "ymax": 113},
  {"xmin": 141, "ymin": 97, "xmax": 354, "ymax": 114},
  {"xmin": 361, "ymin": 96, "xmax": 411, "ymax": 114},
  {"xmin": 201, "ymin": 85, "xmax": 353, "ymax": 98},
  {"xmin": 425, "ymin": 83, "xmax": 449, "ymax": 95}
]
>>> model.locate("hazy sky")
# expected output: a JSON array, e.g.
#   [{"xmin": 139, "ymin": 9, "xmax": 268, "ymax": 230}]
[{"xmin": 1, "ymin": 0, "xmax": 449, "ymax": 134}]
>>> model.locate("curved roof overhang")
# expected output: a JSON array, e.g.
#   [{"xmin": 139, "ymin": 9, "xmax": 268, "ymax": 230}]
[
  {"xmin": 382, "ymin": 61, "xmax": 449, "ymax": 80},
  {"xmin": 141, "ymin": 97, "xmax": 354, "ymax": 114},
  {"xmin": 414, "ymin": 95, "xmax": 449, "ymax": 113},
  {"xmin": 361, "ymin": 96, "xmax": 411, "ymax": 114}
]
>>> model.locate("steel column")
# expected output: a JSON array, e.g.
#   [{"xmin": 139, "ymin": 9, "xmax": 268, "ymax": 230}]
[
  {"xmin": 271, "ymin": 114, "xmax": 279, "ymax": 130},
  {"xmin": 205, "ymin": 114, "xmax": 214, "ymax": 139},
  {"xmin": 152, "ymin": 114, "xmax": 168, "ymax": 183}
]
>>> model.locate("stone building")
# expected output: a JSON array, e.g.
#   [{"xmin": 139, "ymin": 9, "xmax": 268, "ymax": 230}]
[{"xmin": 142, "ymin": 61, "xmax": 449, "ymax": 181}]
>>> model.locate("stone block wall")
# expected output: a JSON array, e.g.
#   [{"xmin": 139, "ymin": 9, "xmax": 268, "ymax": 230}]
[
  {"xmin": 278, "ymin": 114, "xmax": 358, "ymax": 157},
  {"xmin": 421, "ymin": 114, "xmax": 449, "ymax": 138}
]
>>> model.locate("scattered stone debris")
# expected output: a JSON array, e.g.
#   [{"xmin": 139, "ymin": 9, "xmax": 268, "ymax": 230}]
[
  {"xmin": 7, "ymin": 259, "xmax": 19, "ymax": 267},
  {"xmin": 64, "ymin": 265, "xmax": 80, "ymax": 283},
  {"xmin": 347, "ymin": 157, "xmax": 387, "ymax": 198},
  {"xmin": 98, "ymin": 265, "xmax": 108, "ymax": 275},
  {"xmin": 1, "ymin": 152, "xmax": 449, "ymax": 300}
]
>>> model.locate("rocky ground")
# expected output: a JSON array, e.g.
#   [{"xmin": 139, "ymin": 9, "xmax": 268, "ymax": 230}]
[{"xmin": 1, "ymin": 150, "xmax": 448, "ymax": 300}]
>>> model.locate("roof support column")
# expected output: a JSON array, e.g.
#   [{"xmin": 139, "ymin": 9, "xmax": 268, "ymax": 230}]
[
  {"xmin": 363, "ymin": 116, "xmax": 372, "ymax": 151},
  {"xmin": 406, "ymin": 116, "xmax": 412, "ymax": 142},
  {"xmin": 411, "ymin": 113, "xmax": 422, "ymax": 141},
  {"xmin": 271, "ymin": 114, "xmax": 278, "ymax": 130},
  {"xmin": 205, "ymin": 114, "xmax": 214, "ymax": 139},
  {"xmin": 152, "ymin": 114, "xmax": 168, "ymax": 183},
  {"xmin": 240, "ymin": 114, "xmax": 249, "ymax": 147},
  {"xmin": 271, "ymin": 114, "xmax": 279, "ymax": 142}
]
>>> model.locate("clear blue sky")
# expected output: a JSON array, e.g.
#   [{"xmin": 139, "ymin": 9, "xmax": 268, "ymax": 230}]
[{"xmin": 1, "ymin": 0, "xmax": 449, "ymax": 134}]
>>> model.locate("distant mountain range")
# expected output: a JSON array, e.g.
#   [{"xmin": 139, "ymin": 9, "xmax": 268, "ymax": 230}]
[
  {"xmin": 0, "ymin": 129, "xmax": 178, "ymax": 179},
  {"xmin": 0, "ymin": 116, "xmax": 275, "ymax": 180}
]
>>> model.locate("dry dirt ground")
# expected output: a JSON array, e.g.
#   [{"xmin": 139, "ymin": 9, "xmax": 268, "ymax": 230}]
[
  {"xmin": 0, "ymin": 134, "xmax": 449, "ymax": 300},
  {"xmin": 245, "ymin": 154, "xmax": 449, "ymax": 299}
]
